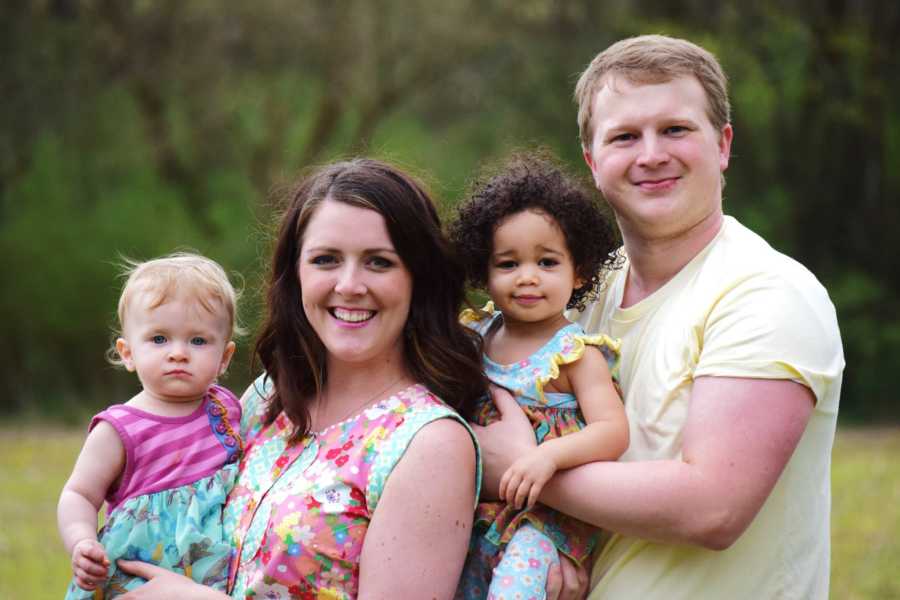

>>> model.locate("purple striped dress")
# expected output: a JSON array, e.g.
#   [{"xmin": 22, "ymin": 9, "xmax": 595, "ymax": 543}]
[{"xmin": 64, "ymin": 384, "xmax": 242, "ymax": 599}]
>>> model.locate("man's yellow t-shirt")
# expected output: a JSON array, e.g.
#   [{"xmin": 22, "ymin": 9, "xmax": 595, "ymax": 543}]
[{"xmin": 575, "ymin": 216, "xmax": 844, "ymax": 599}]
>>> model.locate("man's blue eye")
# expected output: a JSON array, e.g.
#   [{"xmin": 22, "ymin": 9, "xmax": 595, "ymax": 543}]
[
  {"xmin": 151, "ymin": 335, "xmax": 166, "ymax": 344},
  {"xmin": 191, "ymin": 337, "xmax": 207, "ymax": 346}
]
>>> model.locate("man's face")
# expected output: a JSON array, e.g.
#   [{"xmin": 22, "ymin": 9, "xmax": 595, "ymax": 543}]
[{"xmin": 583, "ymin": 75, "xmax": 732, "ymax": 243}]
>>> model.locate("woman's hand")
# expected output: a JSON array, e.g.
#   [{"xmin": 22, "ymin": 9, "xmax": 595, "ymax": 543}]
[
  {"xmin": 546, "ymin": 554, "xmax": 590, "ymax": 600},
  {"xmin": 470, "ymin": 385, "xmax": 537, "ymax": 500},
  {"xmin": 116, "ymin": 561, "xmax": 227, "ymax": 599}
]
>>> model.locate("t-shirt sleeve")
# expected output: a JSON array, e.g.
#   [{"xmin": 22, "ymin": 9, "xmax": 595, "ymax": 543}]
[{"xmin": 693, "ymin": 269, "xmax": 844, "ymax": 406}]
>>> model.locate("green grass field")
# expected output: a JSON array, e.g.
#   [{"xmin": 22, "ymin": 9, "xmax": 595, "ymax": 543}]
[{"xmin": 1, "ymin": 426, "xmax": 897, "ymax": 599}]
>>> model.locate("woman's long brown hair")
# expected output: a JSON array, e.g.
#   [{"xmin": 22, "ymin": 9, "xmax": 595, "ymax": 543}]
[{"xmin": 254, "ymin": 159, "xmax": 488, "ymax": 442}]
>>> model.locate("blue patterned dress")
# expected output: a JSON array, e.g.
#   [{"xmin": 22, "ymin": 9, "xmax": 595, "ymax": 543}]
[{"xmin": 460, "ymin": 304, "xmax": 621, "ymax": 581}]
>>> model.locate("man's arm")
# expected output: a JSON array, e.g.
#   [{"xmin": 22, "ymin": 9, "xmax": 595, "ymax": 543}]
[{"xmin": 477, "ymin": 376, "xmax": 814, "ymax": 550}]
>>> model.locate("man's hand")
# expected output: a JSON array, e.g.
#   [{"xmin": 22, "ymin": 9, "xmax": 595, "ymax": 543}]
[
  {"xmin": 470, "ymin": 385, "xmax": 537, "ymax": 500},
  {"xmin": 547, "ymin": 554, "xmax": 590, "ymax": 600},
  {"xmin": 500, "ymin": 447, "xmax": 557, "ymax": 509},
  {"xmin": 71, "ymin": 538, "xmax": 109, "ymax": 590}
]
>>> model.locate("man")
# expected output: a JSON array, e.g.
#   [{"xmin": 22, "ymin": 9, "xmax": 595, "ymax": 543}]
[{"xmin": 476, "ymin": 35, "xmax": 844, "ymax": 599}]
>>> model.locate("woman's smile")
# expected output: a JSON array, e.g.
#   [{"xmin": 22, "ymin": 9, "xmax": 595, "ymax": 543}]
[{"xmin": 330, "ymin": 307, "xmax": 376, "ymax": 326}]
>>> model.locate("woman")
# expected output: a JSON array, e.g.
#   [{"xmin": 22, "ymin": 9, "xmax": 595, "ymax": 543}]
[{"xmin": 120, "ymin": 158, "xmax": 489, "ymax": 598}]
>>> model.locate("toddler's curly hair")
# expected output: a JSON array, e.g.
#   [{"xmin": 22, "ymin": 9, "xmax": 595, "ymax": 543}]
[{"xmin": 449, "ymin": 151, "xmax": 620, "ymax": 311}]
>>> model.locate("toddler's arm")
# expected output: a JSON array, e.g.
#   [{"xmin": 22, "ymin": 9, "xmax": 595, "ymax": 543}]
[
  {"xmin": 57, "ymin": 420, "xmax": 125, "ymax": 590},
  {"xmin": 500, "ymin": 345, "xmax": 628, "ymax": 508}
]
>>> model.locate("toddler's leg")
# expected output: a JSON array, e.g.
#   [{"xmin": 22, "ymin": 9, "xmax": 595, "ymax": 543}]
[{"xmin": 487, "ymin": 524, "xmax": 560, "ymax": 600}]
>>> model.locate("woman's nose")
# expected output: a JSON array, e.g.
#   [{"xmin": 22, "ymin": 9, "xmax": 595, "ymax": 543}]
[{"xmin": 334, "ymin": 264, "xmax": 367, "ymax": 296}]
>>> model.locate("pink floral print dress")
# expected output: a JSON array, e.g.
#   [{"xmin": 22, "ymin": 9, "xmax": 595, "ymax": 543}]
[{"xmin": 223, "ymin": 376, "xmax": 480, "ymax": 599}]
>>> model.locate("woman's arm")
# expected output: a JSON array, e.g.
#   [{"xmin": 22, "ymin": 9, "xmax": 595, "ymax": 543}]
[
  {"xmin": 500, "ymin": 347, "xmax": 629, "ymax": 508},
  {"xmin": 358, "ymin": 418, "xmax": 476, "ymax": 599},
  {"xmin": 57, "ymin": 421, "xmax": 125, "ymax": 589}
]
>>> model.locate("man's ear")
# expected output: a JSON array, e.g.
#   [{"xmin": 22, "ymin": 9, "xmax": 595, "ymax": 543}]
[
  {"xmin": 116, "ymin": 338, "xmax": 135, "ymax": 372},
  {"xmin": 718, "ymin": 123, "xmax": 734, "ymax": 172},
  {"xmin": 583, "ymin": 147, "xmax": 596, "ymax": 172},
  {"xmin": 583, "ymin": 148, "xmax": 602, "ymax": 189}
]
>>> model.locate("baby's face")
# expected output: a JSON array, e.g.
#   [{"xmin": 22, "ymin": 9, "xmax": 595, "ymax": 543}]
[{"xmin": 116, "ymin": 292, "xmax": 235, "ymax": 406}]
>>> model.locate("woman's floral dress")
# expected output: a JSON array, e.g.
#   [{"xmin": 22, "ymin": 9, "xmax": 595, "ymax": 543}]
[{"xmin": 223, "ymin": 376, "xmax": 480, "ymax": 599}]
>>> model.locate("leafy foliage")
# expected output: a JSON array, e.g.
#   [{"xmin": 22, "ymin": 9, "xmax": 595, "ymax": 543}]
[{"xmin": 1, "ymin": 0, "xmax": 897, "ymax": 420}]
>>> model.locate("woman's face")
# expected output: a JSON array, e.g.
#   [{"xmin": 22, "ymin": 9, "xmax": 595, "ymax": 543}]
[{"xmin": 297, "ymin": 200, "xmax": 413, "ymax": 370}]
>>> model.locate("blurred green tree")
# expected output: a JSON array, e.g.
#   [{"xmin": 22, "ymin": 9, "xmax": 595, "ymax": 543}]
[{"xmin": 1, "ymin": 0, "xmax": 897, "ymax": 420}]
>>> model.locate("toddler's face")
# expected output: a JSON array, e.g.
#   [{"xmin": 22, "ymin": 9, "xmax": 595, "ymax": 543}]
[
  {"xmin": 116, "ymin": 292, "xmax": 235, "ymax": 405},
  {"xmin": 488, "ymin": 209, "xmax": 582, "ymax": 326}
]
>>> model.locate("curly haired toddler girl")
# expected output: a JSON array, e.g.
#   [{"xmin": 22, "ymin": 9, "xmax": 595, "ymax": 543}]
[{"xmin": 450, "ymin": 153, "xmax": 629, "ymax": 600}]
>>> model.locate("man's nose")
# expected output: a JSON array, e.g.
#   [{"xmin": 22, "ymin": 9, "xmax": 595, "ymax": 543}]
[{"xmin": 635, "ymin": 134, "xmax": 670, "ymax": 168}]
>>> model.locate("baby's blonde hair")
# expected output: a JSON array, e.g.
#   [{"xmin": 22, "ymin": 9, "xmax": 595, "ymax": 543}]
[{"xmin": 110, "ymin": 251, "xmax": 243, "ymax": 365}]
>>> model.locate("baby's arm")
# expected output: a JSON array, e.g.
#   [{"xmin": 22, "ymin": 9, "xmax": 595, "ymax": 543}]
[
  {"xmin": 57, "ymin": 421, "xmax": 125, "ymax": 590},
  {"xmin": 500, "ymin": 345, "xmax": 629, "ymax": 509}
]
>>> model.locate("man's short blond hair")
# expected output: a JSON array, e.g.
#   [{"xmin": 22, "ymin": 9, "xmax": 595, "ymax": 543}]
[
  {"xmin": 575, "ymin": 34, "xmax": 731, "ymax": 149},
  {"xmin": 115, "ymin": 251, "xmax": 243, "ymax": 343}
]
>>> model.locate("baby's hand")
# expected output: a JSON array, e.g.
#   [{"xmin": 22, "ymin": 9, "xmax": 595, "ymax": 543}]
[
  {"xmin": 499, "ymin": 448, "xmax": 558, "ymax": 509},
  {"xmin": 71, "ymin": 538, "xmax": 110, "ymax": 591}
]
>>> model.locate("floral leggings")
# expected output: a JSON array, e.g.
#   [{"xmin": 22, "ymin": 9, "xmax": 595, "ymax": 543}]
[{"xmin": 457, "ymin": 523, "xmax": 560, "ymax": 600}]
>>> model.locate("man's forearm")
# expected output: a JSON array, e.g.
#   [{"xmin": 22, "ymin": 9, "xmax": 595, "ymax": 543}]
[{"xmin": 540, "ymin": 458, "xmax": 747, "ymax": 550}]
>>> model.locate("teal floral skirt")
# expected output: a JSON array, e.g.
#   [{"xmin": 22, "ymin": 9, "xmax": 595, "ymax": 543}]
[{"xmin": 64, "ymin": 464, "xmax": 236, "ymax": 599}]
